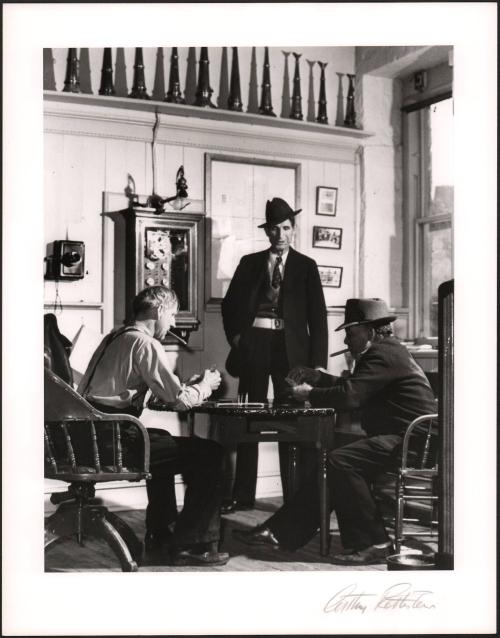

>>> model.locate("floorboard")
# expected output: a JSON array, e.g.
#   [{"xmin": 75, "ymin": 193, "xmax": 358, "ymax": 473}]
[{"xmin": 45, "ymin": 497, "xmax": 436, "ymax": 573}]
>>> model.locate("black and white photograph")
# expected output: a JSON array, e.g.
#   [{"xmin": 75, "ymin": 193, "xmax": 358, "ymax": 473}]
[
  {"xmin": 313, "ymin": 225, "xmax": 343, "ymax": 249},
  {"xmin": 316, "ymin": 185, "xmax": 338, "ymax": 216},
  {"xmin": 318, "ymin": 265, "xmax": 343, "ymax": 288},
  {"xmin": 3, "ymin": 3, "xmax": 497, "ymax": 637}
]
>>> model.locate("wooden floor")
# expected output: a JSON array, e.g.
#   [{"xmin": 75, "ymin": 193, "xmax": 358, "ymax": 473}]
[{"xmin": 45, "ymin": 497, "xmax": 437, "ymax": 573}]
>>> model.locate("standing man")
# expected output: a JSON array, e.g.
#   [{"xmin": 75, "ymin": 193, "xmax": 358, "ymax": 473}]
[
  {"xmin": 221, "ymin": 197, "xmax": 328, "ymax": 513},
  {"xmin": 232, "ymin": 298, "xmax": 437, "ymax": 565},
  {"xmin": 78, "ymin": 285, "xmax": 229, "ymax": 566}
]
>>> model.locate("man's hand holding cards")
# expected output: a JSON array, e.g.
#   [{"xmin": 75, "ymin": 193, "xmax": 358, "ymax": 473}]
[{"xmin": 286, "ymin": 365, "xmax": 322, "ymax": 386}]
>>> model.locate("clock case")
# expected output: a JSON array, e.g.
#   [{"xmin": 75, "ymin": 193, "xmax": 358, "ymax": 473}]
[{"xmin": 113, "ymin": 207, "xmax": 204, "ymax": 346}]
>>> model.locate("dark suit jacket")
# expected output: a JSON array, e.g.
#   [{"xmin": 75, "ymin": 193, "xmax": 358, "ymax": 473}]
[
  {"xmin": 221, "ymin": 248, "xmax": 328, "ymax": 376},
  {"xmin": 309, "ymin": 337, "xmax": 436, "ymax": 436}
]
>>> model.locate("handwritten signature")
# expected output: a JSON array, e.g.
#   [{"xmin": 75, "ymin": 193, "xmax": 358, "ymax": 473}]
[{"xmin": 324, "ymin": 583, "xmax": 437, "ymax": 614}]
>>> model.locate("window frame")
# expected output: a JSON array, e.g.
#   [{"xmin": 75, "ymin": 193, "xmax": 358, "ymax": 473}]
[{"xmin": 403, "ymin": 92, "xmax": 453, "ymax": 341}]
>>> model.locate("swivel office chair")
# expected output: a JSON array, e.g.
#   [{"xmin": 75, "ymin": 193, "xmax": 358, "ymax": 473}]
[{"xmin": 44, "ymin": 368, "xmax": 151, "ymax": 571}]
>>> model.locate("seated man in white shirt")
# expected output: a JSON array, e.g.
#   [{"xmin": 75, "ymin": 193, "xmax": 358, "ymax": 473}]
[{"xmin": 78, "ymin": 285, "xmax": 228, "ymax": 566}]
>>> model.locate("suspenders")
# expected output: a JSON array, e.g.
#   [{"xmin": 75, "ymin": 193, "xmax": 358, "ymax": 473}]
[{"xmin": 80, "ymin": 326, "xmax": 141, "ymax": 397}]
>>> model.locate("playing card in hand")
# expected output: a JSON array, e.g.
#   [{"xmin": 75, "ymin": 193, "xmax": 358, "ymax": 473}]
[{"xmin": 286, "ymin": 365, "xmax": 321, "ymax": 386}]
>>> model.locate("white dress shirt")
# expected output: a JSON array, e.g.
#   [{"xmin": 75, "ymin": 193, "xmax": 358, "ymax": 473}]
[
  {"xmin": 77, "ymin": 324, "xmax": 212, "ymax": 412},
  {"xmin": 267, "ymin": 248, "xmax": 289, "ymax": 280}
]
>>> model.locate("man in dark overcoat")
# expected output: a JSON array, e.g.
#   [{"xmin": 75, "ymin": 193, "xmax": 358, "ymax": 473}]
[
  {"xmin": 221, "ymin": 197, "xmax": 328, "ymax": 512},
  {"xmin": 232, "ymin": 298, "xmax": 437, "ymax": 565}
]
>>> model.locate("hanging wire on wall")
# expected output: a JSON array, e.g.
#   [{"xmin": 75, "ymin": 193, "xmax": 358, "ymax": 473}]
[
  {"xmin": 52, "ymin": 280, "xmax": 63, "ymax": 315},
  {"xmin": 125, "ymin": 109, "xmax": 191, "ymax": 213}
]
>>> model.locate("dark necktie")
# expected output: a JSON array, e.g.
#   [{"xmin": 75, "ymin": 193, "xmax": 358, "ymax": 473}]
[{"xmin": 271, "ymin": 252, "xmax": 283, "ymax": 288}]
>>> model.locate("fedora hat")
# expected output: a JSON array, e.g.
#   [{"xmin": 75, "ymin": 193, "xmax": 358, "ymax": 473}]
[
  {"xmin": 335, "ymin": 298, "xmax": 397, "ymax": 331},
  {"xmin": 258, "ymin": 197, "xmax": 302, "ymax": 228}
]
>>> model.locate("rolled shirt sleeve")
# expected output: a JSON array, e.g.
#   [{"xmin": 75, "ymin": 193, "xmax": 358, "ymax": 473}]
[{"xmin": 135, "ymin": 338, "xmax": 213, "ymax": 410}]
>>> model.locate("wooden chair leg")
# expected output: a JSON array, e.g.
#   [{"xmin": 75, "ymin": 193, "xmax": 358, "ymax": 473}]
[
  {"xmin": 45, "ymin": 503, "xmax": 140, "ymax": 571},
  {"xmin": 85, "ymin": 508, "xmax": 138, "ymax": 572},
  {"xmin": 45, "ymin": 502, "xmax": 82, "ymax": 542},
  {"xmin": 287, "ymin": 444, "xmax": 298, "ymax": 501},
  {"xmin": 318, "ymin": 448, "xmax": 330, "ymax": 556},
  {"xmin": 44, "ymin": 522, "xmax": 69, "ymax": 553},
  {"xmin": 104, "ymin": 510, "xmax": 143, "ymax": 562},
  {"xmin": 394, "ymin": 476, "xmax": 405, "ymax": 553}
]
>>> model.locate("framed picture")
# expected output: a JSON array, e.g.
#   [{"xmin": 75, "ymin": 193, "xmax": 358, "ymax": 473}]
[
  {"xmin": 312, "ymin": 225, "xmax": 342, "ymax": 249},
  {"xmin": 316, "ymin": 186, "xmax": 338, "ymax": 216},
  {"xmin": 318, "ymin": 265, "xmax": 343, "ymax": 288}
]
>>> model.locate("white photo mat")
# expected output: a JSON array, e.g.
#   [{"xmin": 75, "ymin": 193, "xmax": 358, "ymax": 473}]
[{"xmin": 2, "ymin": 3, "xmax": 497, "ymax": 637}]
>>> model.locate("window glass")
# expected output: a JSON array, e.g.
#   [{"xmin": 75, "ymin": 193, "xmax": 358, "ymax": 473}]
[
  {"xmin": 417, "ymin": 97, "xmax": 454, "ymax": 337},
  {"xmin": 429, "ymin": 98, "xmax": 454, "ymax": 219}
]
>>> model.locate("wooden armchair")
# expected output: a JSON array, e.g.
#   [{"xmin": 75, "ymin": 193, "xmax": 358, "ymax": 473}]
[
  {"xmin": 44, "ymin": 368, "xmax": 151, "ymax": 571},
  {"xmin": 374, "ymin": 413, "xmax": 439, "ymax": 554},
  {"xmin": 394, "ymin": 413, "xmax": 439, "ymax": 552}
]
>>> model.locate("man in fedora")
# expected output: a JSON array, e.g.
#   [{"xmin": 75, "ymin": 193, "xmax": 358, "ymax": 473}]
[
  {"xmin": 232, "ymin": 298, "xmax": 436, "ymax": 565},
  {"xmin": 220, "ymin": 197, "xmax": 328, "ymax": 513}
]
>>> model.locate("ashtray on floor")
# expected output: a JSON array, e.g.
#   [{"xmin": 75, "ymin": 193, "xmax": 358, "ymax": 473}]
[{"xmin": 386, "ymin": 553, "xmax": 435, "ymax": 570}]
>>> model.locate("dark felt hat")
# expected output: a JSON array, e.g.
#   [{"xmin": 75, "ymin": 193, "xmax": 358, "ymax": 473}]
[
  {"xmin": 335, "ymin": 298, "xmax": 397, "ymax": 331},
  {"xmin": 258, "ymin": 197, "xmax": 302, "ymax": 228}
]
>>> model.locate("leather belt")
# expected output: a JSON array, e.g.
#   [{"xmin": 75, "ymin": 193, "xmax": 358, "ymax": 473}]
[{"xmin": 253, "ymin": 317, "xmax": 284, "ymax": 330}]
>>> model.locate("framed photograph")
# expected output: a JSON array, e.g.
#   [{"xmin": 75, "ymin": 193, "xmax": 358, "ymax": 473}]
[
  {"xmin": 318, "ymin": 265, "xmax": 343, "ymax": 288},
  {"xmin": 316, "ymin": 185, "xmax": 338, "ymax": 216},
  {"xmin": 312, "ymin": 225, "xmax": 342, "ymax": 249}
]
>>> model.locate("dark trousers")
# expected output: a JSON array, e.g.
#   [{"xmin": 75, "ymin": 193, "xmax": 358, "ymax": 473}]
[
  {"xmin": 265, "ymin": 434, "xmax": 403, "ymax": 551},
  {"xmin": 146, "ymin": 429, "xmax": 225, "ymax": 547},
  {"xmin": 88, "ymin": 401, "xmax": 225, "ymax": 547},
  {"xmin": 231, "ymin": 327, "xmax": 303, "ymax": 505}
]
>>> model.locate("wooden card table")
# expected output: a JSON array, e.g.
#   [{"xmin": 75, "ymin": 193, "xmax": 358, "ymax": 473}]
[
  {"xmin": 148, "ymin": 399, "xmax": 337, "ymax": 555},
  {"xmin": 193, "ymin": 401, "xmax": 337, "ymax": 556}
]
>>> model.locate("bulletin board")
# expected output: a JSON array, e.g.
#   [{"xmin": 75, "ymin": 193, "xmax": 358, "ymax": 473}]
[{"xmin": 205, "ymin": 154, "xmax": 300, "ymax": 304}]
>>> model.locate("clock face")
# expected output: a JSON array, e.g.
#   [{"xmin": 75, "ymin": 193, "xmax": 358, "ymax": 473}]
[{"xmin": 146, "ymin": 228, "xmax": 171, "ymax": 261}]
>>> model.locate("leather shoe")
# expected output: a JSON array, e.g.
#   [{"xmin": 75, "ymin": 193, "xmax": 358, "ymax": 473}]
[
  {"xmin": 170, "ymin": 548, "xmax": 230, "ymax": 566},
  {"xmin": 331, "ymin": 544, "xmax": 393, "ymax": 566},
  {"xmin": 221, "ymin": 500, "xmax": 254, "ymax": 515},
  {"xmin": 232, "ymin": 526, "xmax": 281, "ymax": 549}
]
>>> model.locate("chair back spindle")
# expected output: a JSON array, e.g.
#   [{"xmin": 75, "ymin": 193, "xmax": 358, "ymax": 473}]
[
  {"xmin": 61, "ymin": 423, "xmax": 77, "ymax": 472},
  {"xmin": 115, "ymin": 423, "xmax": 123, "ymax": 472},
  {"xmin": 420, "ymin": 419, "xmax": 436, "ymax": 469},
  {"xmin": 90, "ymin": 421, "xmax": 101, "ymax": 473},
  {"xmin": 44, "ymin": 425, "xmax": 58, "ymax": 473}
]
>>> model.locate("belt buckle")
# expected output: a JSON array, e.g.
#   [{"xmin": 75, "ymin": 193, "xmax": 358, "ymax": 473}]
[{"xmin": 274, "ymin": 319, "xmax": 281, "ymax": 329}]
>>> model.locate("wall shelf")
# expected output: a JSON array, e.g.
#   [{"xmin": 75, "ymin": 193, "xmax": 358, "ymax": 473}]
[{"xmin": 43, "ymin": 91, "xmax": 374, "ymax": 141}]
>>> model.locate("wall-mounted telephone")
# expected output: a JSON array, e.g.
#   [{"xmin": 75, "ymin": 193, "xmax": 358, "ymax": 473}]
[{"xmin": 45, "ymin": 240, "xmax": 85, "ymax": 280}]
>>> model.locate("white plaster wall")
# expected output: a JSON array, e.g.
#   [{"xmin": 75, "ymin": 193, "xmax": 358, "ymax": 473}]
[{"xmin": 357, "ymin": 74, "xmax": 404, "ymax": 309}]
